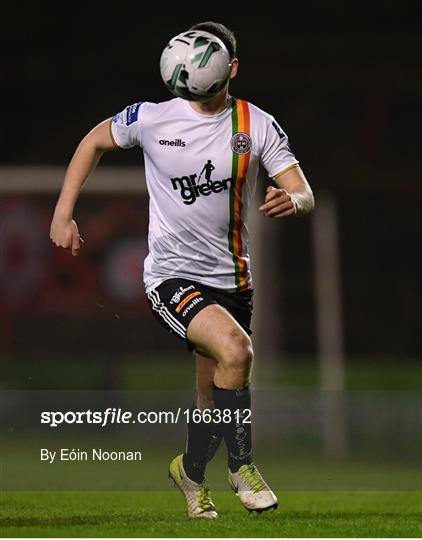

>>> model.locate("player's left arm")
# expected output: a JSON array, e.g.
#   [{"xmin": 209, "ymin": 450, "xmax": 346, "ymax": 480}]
[{"xmin": 259, "ymin": 165, "xmax": 314, "ymax": 219}]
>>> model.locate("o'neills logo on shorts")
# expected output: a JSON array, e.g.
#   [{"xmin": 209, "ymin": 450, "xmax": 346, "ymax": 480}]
[
  {"xmin": 171, "ymin": 160, "xmax": 233, "ymax": 205},
  {"xmin": 175, "ymin": 291, "xmax": 202, "ymax": 314},
  {"xmin": 181, "ymin": 296, "xmax": 204, "ymax": 317}
]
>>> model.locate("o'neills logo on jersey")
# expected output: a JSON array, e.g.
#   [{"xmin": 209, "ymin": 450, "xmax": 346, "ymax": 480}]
[
  {"xmin": 159, "ymin": 138, "xmax": 186, "ymax": 147},
  {"xmin": 171, "ymin": 160, "xmax": 233, "ymax": 205}
]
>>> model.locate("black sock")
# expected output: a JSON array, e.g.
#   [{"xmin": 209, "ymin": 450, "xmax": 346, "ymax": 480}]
[
  {"xmin": 183, "ymin": 404, "xmax": 222, "ymax": 483},
  {"xmin": 212, "ymin": 384, "xmax": 252, "ymax": 473}
]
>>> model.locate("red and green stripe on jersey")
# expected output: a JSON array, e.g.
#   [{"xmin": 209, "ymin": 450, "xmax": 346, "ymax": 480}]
[{"xmin": 228, "ymin": 98, "xmax": 251, "ymax": 291}]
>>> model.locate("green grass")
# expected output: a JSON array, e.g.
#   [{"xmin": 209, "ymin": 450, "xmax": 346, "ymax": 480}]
[
  {"xmin": 3, "ymin": 433, "xmax": 421, "ymax": 492},
  {"xmin": 2, "ymin": 354, "xmax": 422, "ymax": 390},
  {"xmin": 1, "ymin": 490, "xmax": 421, "ymax": 537},
  {"xmin": 2, "ymin": 355, "xmax": 421, "ymax": 536}
]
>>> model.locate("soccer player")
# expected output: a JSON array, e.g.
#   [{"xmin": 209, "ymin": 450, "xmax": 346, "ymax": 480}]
[{"xmin": 50, "ymin": 21, "xmax": 314, "ymax": 519}]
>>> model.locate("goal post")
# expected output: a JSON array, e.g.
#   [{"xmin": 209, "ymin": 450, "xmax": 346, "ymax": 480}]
[{"xmin": 311, "ymin": 191, "xmax": 347, "ymax": 457}]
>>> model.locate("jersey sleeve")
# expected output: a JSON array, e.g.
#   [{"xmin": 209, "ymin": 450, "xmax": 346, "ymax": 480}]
[
  {"xmin": 260, "ymin": 116, "xmax": 299, "ymax": 178},
  {"xmin": 110, "ymin": 102, "xmax": 144, "ymax": 149}
]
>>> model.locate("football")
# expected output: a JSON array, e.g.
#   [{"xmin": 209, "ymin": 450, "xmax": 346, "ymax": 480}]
[{"xmin": 160, "ymin": 30, "xmax": 232, "ymax": 102}]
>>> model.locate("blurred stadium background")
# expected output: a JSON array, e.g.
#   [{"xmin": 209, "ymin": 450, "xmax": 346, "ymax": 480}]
[{"xmin": 1, "ymin": 4, "xmax": 421, "ymax": 493}]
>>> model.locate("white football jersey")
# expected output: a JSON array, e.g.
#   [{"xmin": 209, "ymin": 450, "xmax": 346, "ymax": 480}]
[{"xmin": 110, "ymin": 97, "xmax": 298, "ymax": 292}]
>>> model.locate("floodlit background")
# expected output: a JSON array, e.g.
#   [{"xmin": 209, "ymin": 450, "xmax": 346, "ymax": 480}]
[{"xmin": 1, "ymin": 4, "xmax": 421, "ymax": 491}]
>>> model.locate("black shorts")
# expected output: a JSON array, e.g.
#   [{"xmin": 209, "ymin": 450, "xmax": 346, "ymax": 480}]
[{"xmin": 146, "ymin": 278, "xmax": 253, "ymax": 349}]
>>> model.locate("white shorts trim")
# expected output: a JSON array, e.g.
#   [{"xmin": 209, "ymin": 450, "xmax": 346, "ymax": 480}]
[{"xmin": 147, "ymin": 289, "xmax": 187, "ymax": 339}]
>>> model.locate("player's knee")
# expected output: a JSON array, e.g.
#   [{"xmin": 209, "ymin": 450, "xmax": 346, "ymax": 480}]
[{"xmin": 220, "ymin": 331, "xmax": 253, "ymax": 372}]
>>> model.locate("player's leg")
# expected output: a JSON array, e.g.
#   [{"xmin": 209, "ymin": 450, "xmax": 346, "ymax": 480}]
[
  {"xmin": 182, "ymin": 352, "xmax": 223, "ymax": 483},
  {"xmin": 196, "ymin": 351, "xmax": 216, "ymax": 410},
  {"xmin": 147, "ymin": 280, "xmax": 275, "ymax": 513},
  {"xmin": 187, "ymin": 305, "xmax": 277, "ymax": 512},
  {"xmin": 187, "ymin": 304, "xmax": 253, "ymax": 470},
  {"xmin": 196, "ymin": 353, "xmax": 224, "ymax": 462},
  {"xmin": 147, "ymin": 282, "xmax": 219, "ymax": 518},
  {"xmin": 187, "ymin": 303, "xmax": 253, "ymax": 389},
  {"xmin": 167, "ymin": 350, "xmax": 220, "ymax": 518}
]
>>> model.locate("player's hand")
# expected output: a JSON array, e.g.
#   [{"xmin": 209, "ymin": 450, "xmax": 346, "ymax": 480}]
[
  {"xmin": 259, "ymin": 186, "xmax": 296, "ymax": 219},
  {"xmin": 50, "ymin": 214, "xmax": 84, "ymax": 256}
]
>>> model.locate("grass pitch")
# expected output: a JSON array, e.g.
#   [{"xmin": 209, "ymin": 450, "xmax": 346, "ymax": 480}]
[{"xmin": 1, "ymin": 490, "xmax": 421, "ymax": 537}]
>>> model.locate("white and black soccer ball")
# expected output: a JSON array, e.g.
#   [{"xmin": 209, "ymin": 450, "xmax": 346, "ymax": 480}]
[{"xmin": 160, "ymin": 30, "xmax": 232, "ymax": 102}]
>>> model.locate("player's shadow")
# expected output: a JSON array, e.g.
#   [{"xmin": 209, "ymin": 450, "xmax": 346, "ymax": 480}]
[{"xmin": 0, "ymin": 512, "xmax": 139, "ymax": 528}]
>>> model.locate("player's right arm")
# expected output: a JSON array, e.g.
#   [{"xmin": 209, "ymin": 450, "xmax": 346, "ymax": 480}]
[{"xmin": 50, "ymin": 118, "xmax": 118, "ymax": 256}]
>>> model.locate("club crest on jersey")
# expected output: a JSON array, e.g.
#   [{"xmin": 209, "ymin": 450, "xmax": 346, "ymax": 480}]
[{"xmin": 231, "ymin": 132, "xmax": 252, "ymax": 155}]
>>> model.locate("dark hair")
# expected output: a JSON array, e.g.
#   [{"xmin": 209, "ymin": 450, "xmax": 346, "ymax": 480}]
[{"xmin": 190, "ymin": 21, "xmax": 237, "ymax": 59}]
